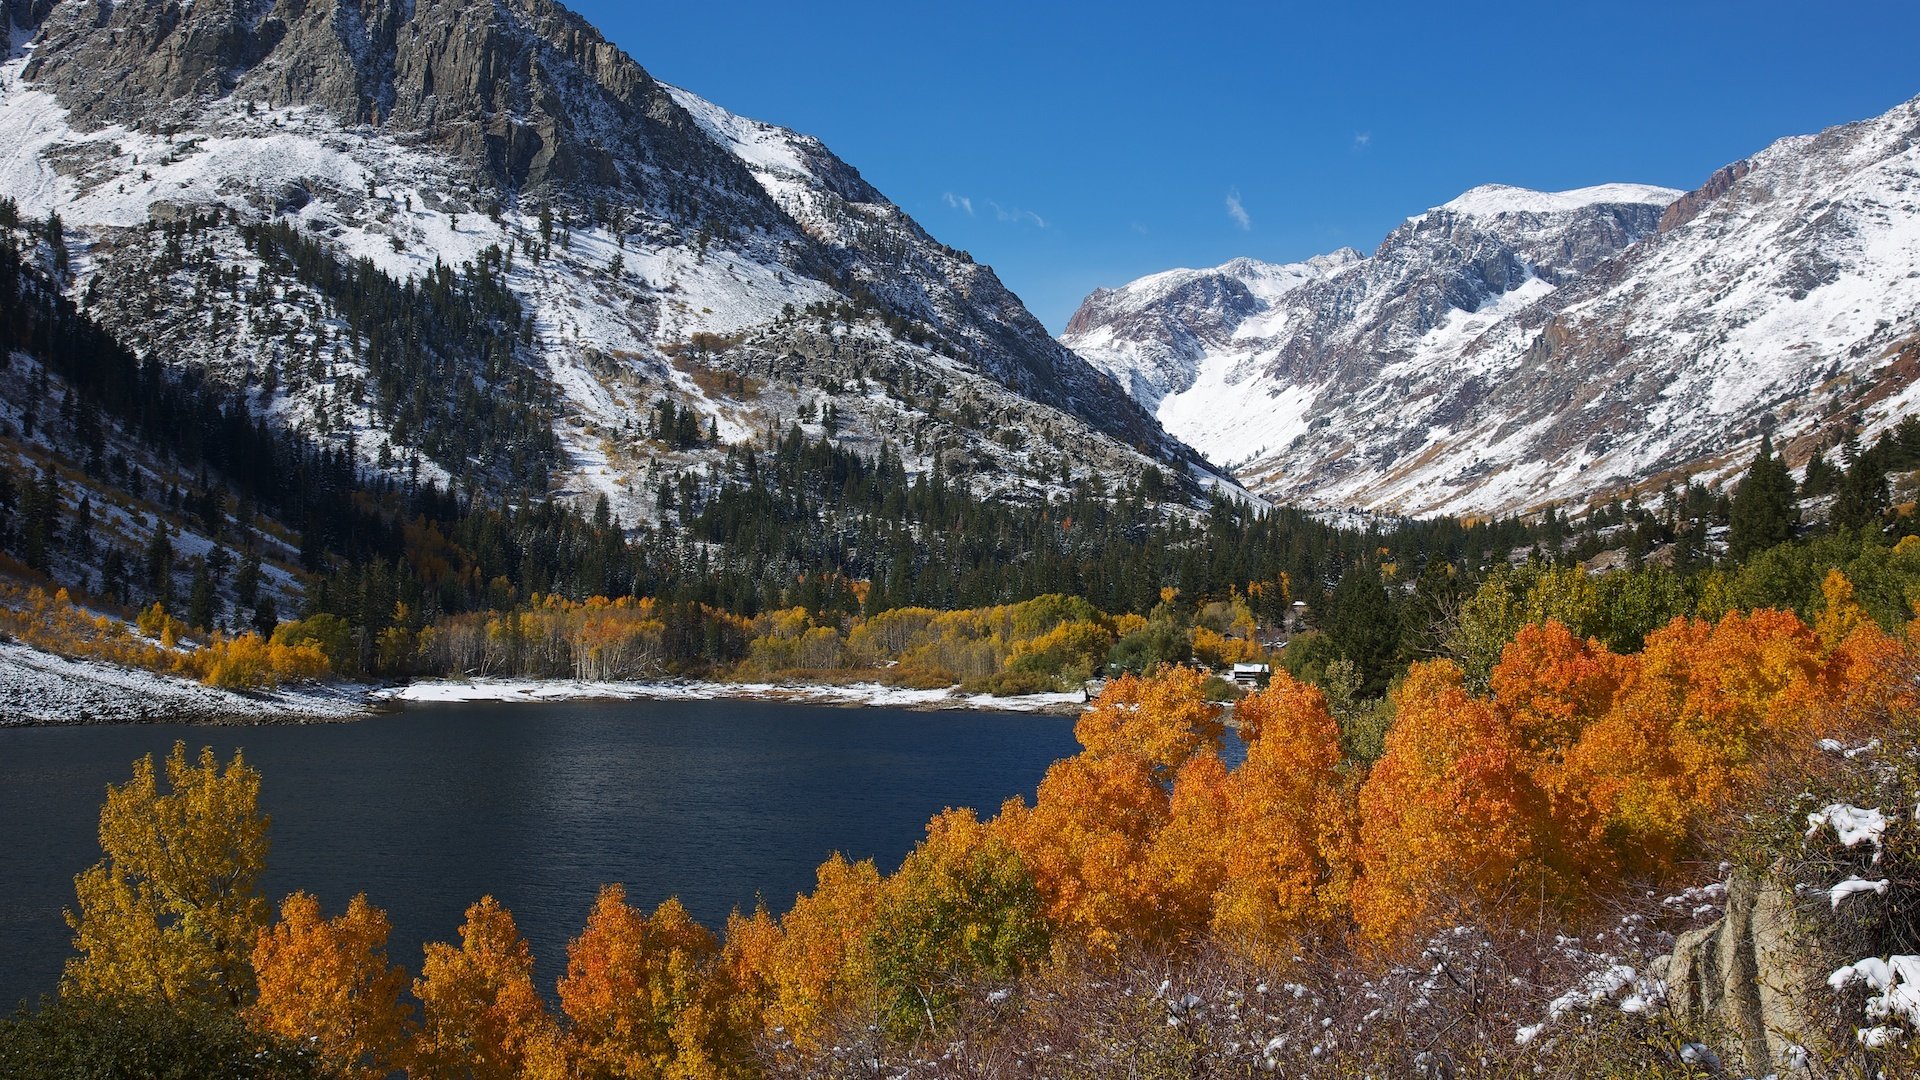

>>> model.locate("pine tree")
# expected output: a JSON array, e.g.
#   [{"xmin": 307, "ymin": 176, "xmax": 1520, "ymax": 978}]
[
  {"xmin": 21, "ymin": 465, "xmax": 60, "ymax": 571},
  {"xmin": 235, "ymin": 549, "xmax": 262, "ymax": 608},
  {"xmin": 146, "ymin": 522, "xmax": 175, "ymax": 606},
  {"xmin": 1800, "ymin": 446, "xmax": 1840, "ymax": 497},
  {"xmin": 188, "ymin": 561, "xmax": 216, "ymax": 632},
  {"xmin": 1833, "ymin": 444, "xmax": 1891, "ymax": 533},
  {"xmin": 1325, "ymin": 564, "xmax": 1401, "ymax": 697},
  {"xmin": 1727, "ymin": 434, "xmax": 1797, "ymax": 560}
]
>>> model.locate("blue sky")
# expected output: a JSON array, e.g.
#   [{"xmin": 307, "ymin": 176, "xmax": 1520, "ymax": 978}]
[{"xmin": 572, "ymin": 1, "xmax": 1920, "ymax": 332}]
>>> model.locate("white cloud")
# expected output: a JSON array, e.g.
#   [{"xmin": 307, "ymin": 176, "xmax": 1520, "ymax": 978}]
[
  {"xmin": 1225, "ymin": 188, "xmax": 1251, "ymax": 231},
  {"xmin": 1353, "ymin": 131, "xmax": 1372, "ymax": 150},
  {"xmin": 990, "ymin": 201, "xmax": 1047, "ymax": 229},
  {"xmin": 943, "ymin": 192, "xmax": 974, "ymax": 215}
]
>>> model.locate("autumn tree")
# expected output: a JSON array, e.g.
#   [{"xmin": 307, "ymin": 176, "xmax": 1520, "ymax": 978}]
[
  {"xmin": 1072, "ymin": 663, "xmax": 1224, "ymax": 778},
  {"xmin": 1208, "ymin": 675, "xmax": 1356, "ymax": 957},
  {"xmin": 411, "ymin": 897, "xmax": 559, "ymax": 1080},
  {"xmin": 248, "ymin": 892, "xmax": 411, "ymax": 1079},
  {"xmin": 1146, "ymin": 752, "xmax": 1233, "ymax": 941},
  {"xmin": 64, "ymin": 743, "xmax": 270, "ymax": 1007},
  {"xmin": 866, "ymin": 809, "xmax": 1049, "ymax": 1035},
  {"xmin": 996, "ymin": 749, "xmax": 1173, "ymax": 955},
  {"xmin": 558, "ymin": 884, "xmax": 732, "ymax": 1080},
  {"xmin": 720, "ymin": 853, "xmax": 882, "ymax": 1055},
  {"xmin": 1563, "ymin": 610, "xmax": 1829, "ymax": 875},
  {"xmin": 1352, "ymin": 661, "xmax": 1547, "ymax": 947},
  {"xmin": 1488, "ymin": 621, "xmax": 1631, "ymax": 880}
]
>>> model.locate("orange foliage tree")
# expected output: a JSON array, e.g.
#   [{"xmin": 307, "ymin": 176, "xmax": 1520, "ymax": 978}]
[
  {"xmin": 997, "ymin": 750, "xmax": 1175, "ymax": 956},
  {"xmin": 1072, "ymin": 664, "xmax": 1224, "ymax": 778},
  {"xmin": 1208, "ymin": 674, "xmax": 1356, "ymax": 957},
  {"xmin": 1563, "ymin": 610, "xmax": 1830, "ymax": 876},
  {"xmin": 1488, "ymin": 621, "xmax": 1631, "ymax": 880},
  {"xmin": 557, "ymin": 884, "xmax": 731, "ymax": 1079},
  {"xmin": 1352, "ymin": 661, "xmax": 1548, "ymax": 947},
  {"xmin": 248, "ymin": 891, "xmax": 411, "ymax": 1079},
  {"xmin": 410, "ymin": 897, "xmax": 559, "ymax": 1080}
]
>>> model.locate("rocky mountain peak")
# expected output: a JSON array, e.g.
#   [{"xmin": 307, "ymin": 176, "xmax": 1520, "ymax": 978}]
[
  {"xmin": 1062, "ymin": 93, "xmax": 1920, "ymax": 517},
  {"xmin": 0, "ymin": 0, "xmax": 1208, "ymax": 526},
  {"xmin": 19, "ymin": 0, "xmax": 759, "ymax": 202}
]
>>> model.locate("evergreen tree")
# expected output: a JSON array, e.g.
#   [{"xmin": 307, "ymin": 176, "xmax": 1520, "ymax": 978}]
[
  {"xmin": 253, "ymin": 595, "xmax": 280, "ymax": 637},
  {"xmin": 21, "ymin": 465, "xmax": 60, "ymax": 571},
  {"xmin": 146, "ymin": 522, "xmax": 176, "ymax": 607},
  {"xmin": 1728, "ymin": 434, "xmax": 1797, "ymax": 560},
  {"xmin": 1324, "ymin": 564, "xmax": 1401, "ymax": 698},
  {"xmin": 1800, "ymin": 446, "xmax": 1840, "ymax": 497},
  {"xmin": 188, "ymin": 561, "xmax": 217, "ymax": 632},
  {"xmin": 235, "ymin": 549, "xmax": 262, "ymax": 608},
  {"xmin": 1833, "ymin": 445, "xmax": 1891, "ymax": 534}
]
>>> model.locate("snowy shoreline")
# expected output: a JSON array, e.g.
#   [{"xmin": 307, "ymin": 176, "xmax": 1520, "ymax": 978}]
[
  {"xmin": 1, "ymin": 640, "xmax": 1090, "ymax": 726},
  {"xmin": 0, "ymin": 640, "xmax": 374, "ymax": 727},
  {"xmin": 372, "ymin": 677, "xmax": 1090, "ymax": 716}
]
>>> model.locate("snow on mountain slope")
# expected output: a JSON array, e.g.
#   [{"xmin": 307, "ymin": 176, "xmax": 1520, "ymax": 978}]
[
  {"xmin": 0, "ymin": 0, "xmax": 1203, "ymax": 532},
  {"xmin": 1061, "ymin": 250, "xmax": 1361, "ymax": 414},
  {"xmin": 1065, "ymin": 96, "xmax": 1920, "ymax": 517},
  {"xmin": 1065, "ymin": 184, "xmax": 1677, "ymax": 482}
]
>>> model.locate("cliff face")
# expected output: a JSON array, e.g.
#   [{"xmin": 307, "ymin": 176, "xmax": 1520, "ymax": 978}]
[
  {"xmin": 0, "ymin": 0, "xmax": 1205, "ymax": 526},
  {"xmin": 18, "ymin": 0, "xmax": 760, "ymax": 201}
]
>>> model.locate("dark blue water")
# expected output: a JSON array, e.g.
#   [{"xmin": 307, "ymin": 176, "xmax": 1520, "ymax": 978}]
[{"xmin": 0, "ymin": 699, "xmax": 1079, "ymax": 1007}]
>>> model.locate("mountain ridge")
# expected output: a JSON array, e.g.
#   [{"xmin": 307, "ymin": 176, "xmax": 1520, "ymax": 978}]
[
  {"xmin": 1063, "ymin": 92, "xmax": 1920, "ymax": 516},
  {"xmin": 0, "ymin": 0, "xmax": 1213, "ymax": 536}
]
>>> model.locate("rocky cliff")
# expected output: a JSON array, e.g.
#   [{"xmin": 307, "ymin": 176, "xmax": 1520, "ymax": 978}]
[
  {"xmin": 1066, "ymin": 94, "xmax": 1920, "ymax": 518},
  {"xmin": 0, "ymin": 0, "xmax": 1204, "ymax": 525}
]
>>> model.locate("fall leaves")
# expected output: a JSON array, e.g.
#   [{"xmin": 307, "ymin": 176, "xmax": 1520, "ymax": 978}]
[{"xmin": 49, "ymin": 593, "xmax": 1903, "ymax": 1076}]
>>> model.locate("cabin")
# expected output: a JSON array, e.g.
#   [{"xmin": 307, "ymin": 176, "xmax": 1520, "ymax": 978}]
[{"xmin": 1230, "ymin": 663, "xmax": 1271, "ymax": 689}]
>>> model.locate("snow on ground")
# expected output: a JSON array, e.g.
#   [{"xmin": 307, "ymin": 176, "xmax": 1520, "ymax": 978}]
[
  {"xmin": 1437, "ymin": 183, "xmax": 1684, "ymax": 219},
  {"xmin": 374, "ymin": 677, "xmax": 1089, "ymax": 715},
  {"xmin": 0, "ymin": 641, "xmax": 368, "ymax": 725},
  {"xmin": 1, "ymin": 637, "xmax": 1091, "ymax": 724}
]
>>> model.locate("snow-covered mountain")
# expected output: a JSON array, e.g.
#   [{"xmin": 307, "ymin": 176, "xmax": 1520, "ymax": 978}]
[
  {"xmin": 1067, "ymin": 95, "xmax": 1920, "ymax": 517},
  {"xmin": 0, "ymin": 0, "xmax": 1206, "ymax": 527},
  {"xmin": 1064, "ymin": 184, "xmax": 1682, "ymax": 512}
]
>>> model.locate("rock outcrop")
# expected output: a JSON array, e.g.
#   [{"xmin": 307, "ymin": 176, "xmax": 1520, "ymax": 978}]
[{"xmin": 1660, "ymin": 872, "xmax": 1819, "ymax": 1078}]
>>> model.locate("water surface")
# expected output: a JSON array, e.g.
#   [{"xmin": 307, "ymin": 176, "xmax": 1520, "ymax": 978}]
[{"xmin": 0, "ymin": 698, "xmax": 1078, "ymax": 1006}]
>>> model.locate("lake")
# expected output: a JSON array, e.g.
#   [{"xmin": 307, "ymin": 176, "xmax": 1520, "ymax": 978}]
[{"xmin": 0, "ymin": 698, "xmax": 1081, "ymax": 1007}]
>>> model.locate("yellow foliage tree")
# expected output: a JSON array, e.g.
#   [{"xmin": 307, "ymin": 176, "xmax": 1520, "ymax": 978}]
[
  {"xmin": 865, "ymin": 808, "xmax": 1049, "ymax": 1035},
  {"xmin": 721, "ymin": 853, "xmax": 882, "ymax": 1054},
  {"xmin": 411, "ymin": 896, "xmax": 559, "ymax": 1080},
  {"xmin": 63, "ymin": 742, "xmax": 270, "ymax": 1007},
  {"xmin": 249, "ymin": 891, "xmax": 411, "ymax": 1079},
  {"xmin": 558, "ymin": 884, "xmax": 728, "ymax": 1079}
]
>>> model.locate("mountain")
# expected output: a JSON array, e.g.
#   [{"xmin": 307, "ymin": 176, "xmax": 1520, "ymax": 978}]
[
  {"xmin": 1064, "ymin": 184, "xmax": 1681, "ymax": 513},
  {"xmin": 1065, "ymin": 94, "xmax": 1920, "ymax": 517},
  {"xmin": 0, "ymin": 0, "xmax": 1205, "ymax": 533}
]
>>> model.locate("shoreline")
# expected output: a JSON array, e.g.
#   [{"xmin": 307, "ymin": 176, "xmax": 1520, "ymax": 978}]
[
  {"xmin": 1, "ymin": 640, "xmax": 1091, "ymax": 725},
  {"xmin": 371, "ymin": 677, "xmax": 1091, "ymax": 717}
]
